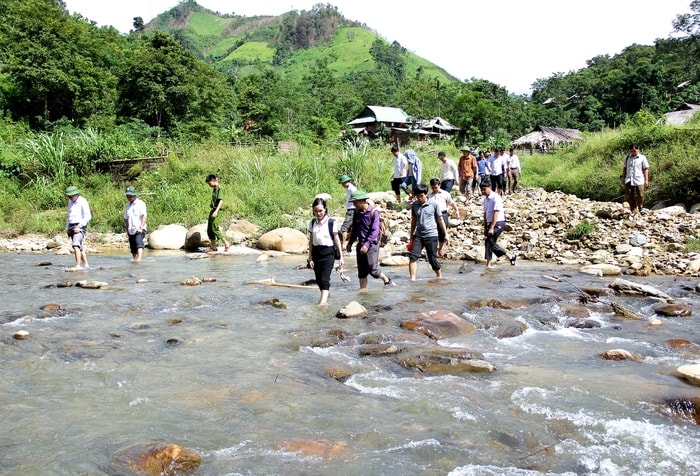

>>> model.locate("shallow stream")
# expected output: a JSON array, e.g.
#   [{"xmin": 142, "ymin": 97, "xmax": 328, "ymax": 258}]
[{"xmin": 0, "ymin": 251, "xmax": 698, "ymax": 475}]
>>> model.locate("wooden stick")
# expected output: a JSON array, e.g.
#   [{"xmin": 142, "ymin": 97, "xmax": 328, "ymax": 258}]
[{"xmin": 244, "ymin": 278, "xmax": 315, "ymax": 289}]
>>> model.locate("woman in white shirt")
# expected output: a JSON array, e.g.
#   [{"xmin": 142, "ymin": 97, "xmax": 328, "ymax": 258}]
[{"xmin": 307, "ymin": 198, "xmax": 344, "ymax": 305}]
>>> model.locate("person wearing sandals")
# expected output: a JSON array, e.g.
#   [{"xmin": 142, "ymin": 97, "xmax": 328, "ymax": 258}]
[
  {"xmin": 480, "ymin": 179, "xmax": 517, "ymax": 268},
  {"xmin": 346, "ymin": 190, "xmax": 395, "ymax": 289},
  {"xmin": 205, "ymin": 174, "xmax": 230, "ymax": 253},
  {"xmin": 408, "ymin": 183, "xmax": 448, "ymax": 281},
  {"xmin": 308, "ymin": 197, "xmax": 344, "ymax": 306}
]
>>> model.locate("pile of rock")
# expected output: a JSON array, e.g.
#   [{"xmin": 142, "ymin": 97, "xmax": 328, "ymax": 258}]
[
  {"xmin": 371, "ymin": 188, "xmax": 700, "ymax": 277},
  {"xmin": 1, "ymin": 188, "xmax": 698, "ymax": 276}
]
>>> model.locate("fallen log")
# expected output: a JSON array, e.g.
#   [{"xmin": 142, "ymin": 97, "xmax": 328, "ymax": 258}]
[{"xmin": 245, "ymin": 277, "xmax": 315, "ymax": 289}]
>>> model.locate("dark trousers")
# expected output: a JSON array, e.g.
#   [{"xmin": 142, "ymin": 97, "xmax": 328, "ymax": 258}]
[
  {"xmin": 311, "ymin": 245, "xmax": 335, "ymax": 291},
  {"xmin": 485, "ymin": 221, "xmax": 508, "ymax": 261}
]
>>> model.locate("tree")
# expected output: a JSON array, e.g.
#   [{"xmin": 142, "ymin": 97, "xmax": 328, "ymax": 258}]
[
  {"xmin": 117, "ymin": 32, "xmax": 230, "ymax": 136},
  {"xmin": 0, "ymin": 0, "xmax": 123, "ymax": 129}
]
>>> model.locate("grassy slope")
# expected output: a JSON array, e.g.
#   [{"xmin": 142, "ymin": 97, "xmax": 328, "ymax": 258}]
[{"xmin": 155, "ymin": 10, "xmax": 455, "ymax": 84}]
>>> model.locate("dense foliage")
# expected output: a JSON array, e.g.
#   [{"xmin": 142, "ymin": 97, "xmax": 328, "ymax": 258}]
[
  {"xmin": 2, "ymin": 0, "xmax": 699, "ymax": 144},
  {"xmin": 0, "ymin": 0, "xmax": 699, "ymax": 236}
]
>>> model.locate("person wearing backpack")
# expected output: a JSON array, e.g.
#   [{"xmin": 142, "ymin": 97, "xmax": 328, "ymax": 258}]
[
  {"xmin": 346, "ymin": 190, "xmax": 395, "ymax": 289},
  {"xmin": 308, "ymin": 197, "xmax": 344, "ymax": 305}
]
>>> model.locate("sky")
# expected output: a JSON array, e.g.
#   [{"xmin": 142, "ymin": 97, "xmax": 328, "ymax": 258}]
[{"xmin": 62, "ymin": 0, "xmax": 692, "ymax": 94}]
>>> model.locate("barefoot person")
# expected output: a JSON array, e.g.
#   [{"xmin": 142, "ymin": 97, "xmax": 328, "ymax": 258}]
[
  {"xmin": 307, "ymin": 197, "xmax": 344, "ymax": 305},
  {"xmin": 123, "ymin": 186, "xmax": 147, "ymax": 262},
  {"xmin": 205, "ymin": 174, "xmax": 230, "ymax": 253},
  {"xmin": 480, "ymin": 179, "xmax": 516, "ymax": 268},
  {"xmin": 65, "ymin": 185, "xmax": 91, "ymax": 270}
]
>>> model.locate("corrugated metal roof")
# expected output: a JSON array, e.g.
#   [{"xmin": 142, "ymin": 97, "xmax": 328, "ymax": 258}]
[{"xmin": 347, "ymin": 105, "xmax": 408, "ymax": 125}]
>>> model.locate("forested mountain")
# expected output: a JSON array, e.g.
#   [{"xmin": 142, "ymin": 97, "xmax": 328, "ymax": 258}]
[{"xmin": 1, "ymin": 0, "xmax": 699, "ymax": 146}]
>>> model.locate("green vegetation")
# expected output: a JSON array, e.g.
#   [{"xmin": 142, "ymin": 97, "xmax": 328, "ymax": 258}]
[
  {"xmin": 523, "ymin": 112, "xmax": 700, "ymax": 205},
  {"xmin": 565, "ymin": 220, "xmax": 595, "ymax": 241},
  {"xmin": 684, "ymin": 238, "xmax": 700, "ymax": 252},
  {"xmin": 1, "ymin": 0, "xmax": 700, "ymax": 238}
]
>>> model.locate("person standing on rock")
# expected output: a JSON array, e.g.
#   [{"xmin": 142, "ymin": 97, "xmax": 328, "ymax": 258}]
[
  {"xmin": 123, "ymin": 186, "xmax": 147, "ymax": 262},
  {"xmin": 409, "ymin": 183, "xmax": 448, "ymax": 280},
  {"xmin": 338, "ymin": 174, "xmax": 356, "ymax": 250},
  {"xmin": 480, "ymin": 179, "xmax": 516, "ymax": 268},
  {"xmin": 65, "ymin": 185, "xmax": 91, "ymax": 270},
  {"xmin": 308, "ymin": 197, "xmax": 344, "ymax": 306},
  {"xmin": 205, "ymin": 174, "xmax": 230, "ymax": 253},
  {"xmin": 346, "ymin": 190, "xmax": 395, "ymax": 289},
  {"xmin": 621, "ymin": 143, "xmax": 649, "ymax": 215}
]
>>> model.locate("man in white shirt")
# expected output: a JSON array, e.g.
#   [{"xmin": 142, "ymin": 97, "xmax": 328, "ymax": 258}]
[
  {"xmin": 65, "ymin": 185, "xmax": 92, "ymax": 269},
  {"xmin": 620, "ymin": 143, "xmax": 649, "ymax": 214},
  {"xmin": 507, "ymin": 147, "xmax": 521, "ymax": 194},
  {"xmin": 391, "ymin": 146, "xmax": 409, "ymax": 202},
  {"xmin": 480, "ymin": 179, "xmax": 516, "ymax": 268},
  {"xmin": 124, "ymin": 186, "xmax": 148, "ymax": 262},
  {"xmin": 437, "ymin": 151, "xmax": 459, "ymax": 193}
]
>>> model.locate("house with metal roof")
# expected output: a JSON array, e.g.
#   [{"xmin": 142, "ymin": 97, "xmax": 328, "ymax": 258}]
[
  {"xmin": 347, "ymin": 105, "xmax": 409, "ymax": 131},
  {"xmin": 661, "ymin": 103, "xmax": 700, "ymax": 125}
]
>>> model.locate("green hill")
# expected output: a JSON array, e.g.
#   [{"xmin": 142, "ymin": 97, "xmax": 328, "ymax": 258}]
[{"xmin": 144, "ymin": 1, "xmax": 456, "ymax": 85}]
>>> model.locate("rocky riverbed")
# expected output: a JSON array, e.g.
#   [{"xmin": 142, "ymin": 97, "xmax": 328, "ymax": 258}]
[{"xmin": 1, "ymin": 187, "xmax": 699, "ymax": 277}]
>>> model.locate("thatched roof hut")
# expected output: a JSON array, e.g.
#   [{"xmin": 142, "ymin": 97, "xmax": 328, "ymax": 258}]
[{"xmin": 510, "ymin": 125, "xmax": 582, "ymax": 150}]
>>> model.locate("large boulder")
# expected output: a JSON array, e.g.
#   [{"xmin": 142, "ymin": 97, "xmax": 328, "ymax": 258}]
[
  {"xmin": 256, "ymin": 227, "xmax": 307, "ymax": 253},
  {"xmin": 185, "ymin": 223, "xmax": 210, "ymax": 250},
  {"xmin": 148, "ymin": 224, "xmax": 187, "ymax": 250},
  {"xmin": 400, "ymin": 310, "xmax": 477, "ymax": 340},
  {"xmin": 226, "ymin": 219, "xmax": 261, "ymax": 244},
  {"xmin": 653, "ymin": 302, "xmax": 692, "ymax": 317}
]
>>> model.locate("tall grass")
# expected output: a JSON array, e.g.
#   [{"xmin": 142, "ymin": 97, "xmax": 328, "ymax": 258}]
[{"xmin": 1, "ymin": 118, "xmax": 699, "ymax": 236}]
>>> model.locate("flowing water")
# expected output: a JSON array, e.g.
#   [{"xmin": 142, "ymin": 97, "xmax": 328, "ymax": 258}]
[{"xmin": 0, "ymin": 251, "xmax": 698, "ymax": 475}]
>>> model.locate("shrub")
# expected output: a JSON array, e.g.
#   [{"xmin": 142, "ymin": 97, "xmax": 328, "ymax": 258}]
[{"xmin": 566, "ymin": 220, "xmax": 595, "ymax": 241}]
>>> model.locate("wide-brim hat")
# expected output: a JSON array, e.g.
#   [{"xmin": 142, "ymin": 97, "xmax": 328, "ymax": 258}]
[
  {"xmin": 125, "ymin": 186, "xmax": 137, "ymax": 196},
  {"xmin": 65, "ymin": 185, "xmax": 80, "ymax": 196},
  {"xmin": 338, "ymin": 174, "xmax": 352, "ymax": 184},
  {"xmin": 459, "ymin": 145, "xmax": 470, "ymax": 151},
  {"xmin": 350, "ymin": 190, "xmax": 369, "ymax": 201}
]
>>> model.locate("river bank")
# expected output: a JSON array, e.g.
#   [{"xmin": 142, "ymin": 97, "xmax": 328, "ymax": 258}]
[{"xmin": 1, "ymin": 187, "xmax": 699, "ymax": 277}]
